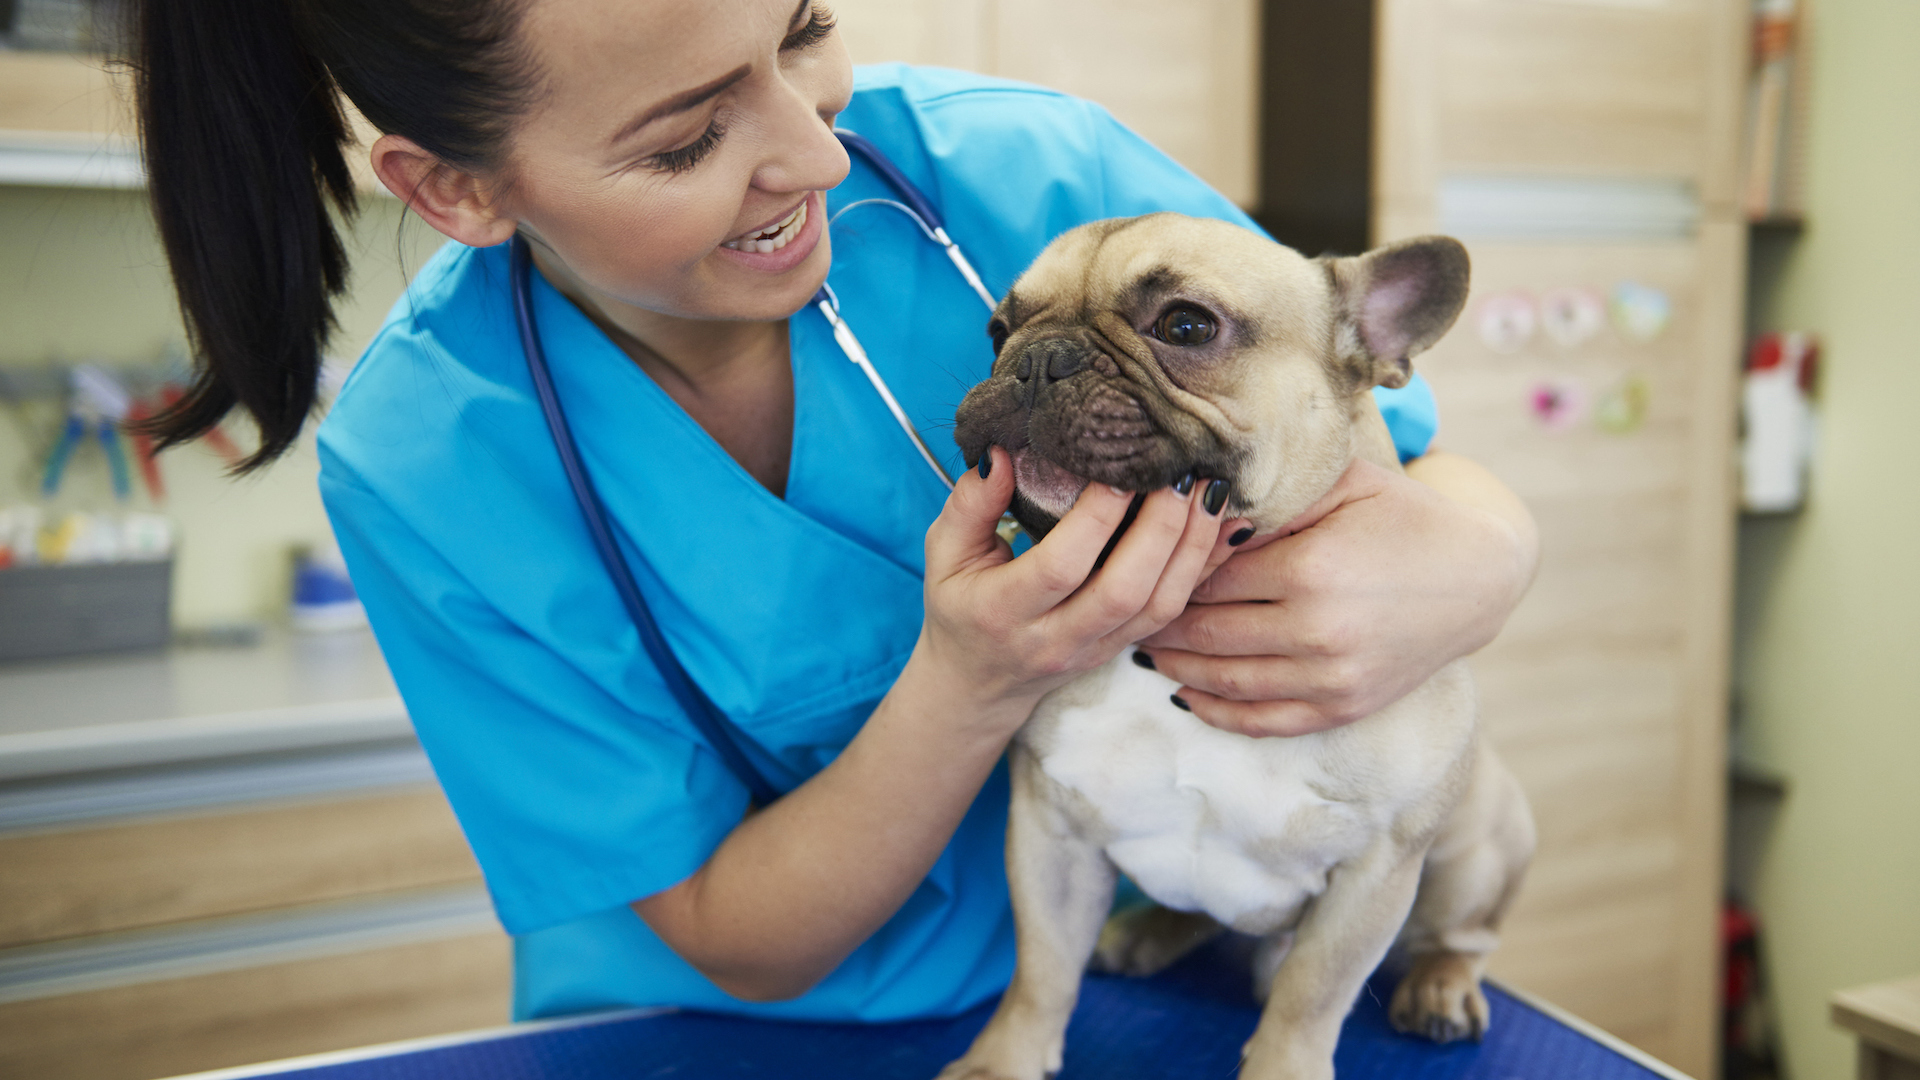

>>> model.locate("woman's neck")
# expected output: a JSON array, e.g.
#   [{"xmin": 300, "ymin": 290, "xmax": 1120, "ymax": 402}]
[{"xmin": 529, "ymin": 245, "xmax": 796, "ymax": 497}]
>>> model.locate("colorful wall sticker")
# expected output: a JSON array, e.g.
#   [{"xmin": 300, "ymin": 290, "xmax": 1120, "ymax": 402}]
[
  {"xmin": 1528, "ymin": 378, "xmax": 1590, "ymax": 430},
  {"xmin": 1595, "ymin": 374, "xmax": 1652, "ymax": 434},
  {"xmin": 1609, "ymin": 282, "xmax": 1672, "ymax": 343},
  {"xmin": 1477, "ymin": 290, "xmax": 1537, "ymax": 353},
  {"xmin": 1539, "ymin": 287, "xmax": 1607, "ymax": 349}
]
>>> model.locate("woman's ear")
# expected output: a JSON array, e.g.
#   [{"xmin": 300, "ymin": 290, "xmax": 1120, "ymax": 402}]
[{"xmin": 370, "ymin": 133, "xmax": 518, "ymax": 248}]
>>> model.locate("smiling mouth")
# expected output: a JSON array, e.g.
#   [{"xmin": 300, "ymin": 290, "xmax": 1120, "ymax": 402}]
[{"xmin": 722, "ymin": 201, "xmax": 808, "ymax": 254}]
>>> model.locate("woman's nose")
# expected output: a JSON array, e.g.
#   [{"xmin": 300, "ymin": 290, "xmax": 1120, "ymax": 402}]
[{"xmin": 751, "ymin": 63, "xmax": 852, "ymax": 194}]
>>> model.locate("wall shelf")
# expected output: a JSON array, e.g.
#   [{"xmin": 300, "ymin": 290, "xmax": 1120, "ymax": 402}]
[{"xmin": 0, "ymin": 129, "xmax": 139, "ymax": 187}]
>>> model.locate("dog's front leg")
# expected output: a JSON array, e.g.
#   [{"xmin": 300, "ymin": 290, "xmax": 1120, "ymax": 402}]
[
  {"xmin": 1239, "ymin": 842, "xmax": 1425, "ymax": 1080},
  {"xmin": 939, "ymin": 745, "xmax": 1116, "ymax": 1080}
]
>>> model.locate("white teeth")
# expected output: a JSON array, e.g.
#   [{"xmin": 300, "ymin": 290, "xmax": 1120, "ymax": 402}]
[{"xmin": 723, "ymin": 200, "xmax": 808, "ymax": 253}]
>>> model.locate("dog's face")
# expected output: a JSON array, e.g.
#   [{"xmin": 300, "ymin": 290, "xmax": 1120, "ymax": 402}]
[{"xmin": 953, "ymin": 214, "xmax": 1469, "ymax": 536}]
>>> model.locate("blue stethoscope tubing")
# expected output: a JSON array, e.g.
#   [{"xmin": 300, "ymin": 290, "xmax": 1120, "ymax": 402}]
[{"xmin": 512, "ymin": 130, "xmax": 995, "ymax": 806}]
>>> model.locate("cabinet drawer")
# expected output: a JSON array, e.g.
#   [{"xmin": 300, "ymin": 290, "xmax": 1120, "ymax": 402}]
[
  {"xmin": 0, "ymin": 930, "xmax": 510, "ymax": 1080},
  {"xmin": 0, "ymin": 787, "xmax": 481, "ymax": 948}
]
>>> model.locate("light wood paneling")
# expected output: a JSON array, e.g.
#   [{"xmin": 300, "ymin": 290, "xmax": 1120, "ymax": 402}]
[
  {"xmin": 0, "ymin": 788, "xmax": 480, "ymax": 949},
  {"xmin": 0, "ymin": 51, "xmax": 130, "ymax": 137},
  {"xmin": 0, "ymin": 932, "xmax": 511, "ymax": 1080},
  {"xmin": 833, "ymin": 0, "xmax": 1259, "ymax": 207},
  {"xmin": 1375, "ymin": 3, "xmax": 1746, "ymax": 1076}
]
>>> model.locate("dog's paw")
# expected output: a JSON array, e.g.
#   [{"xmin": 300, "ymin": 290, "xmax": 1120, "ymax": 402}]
[
  {"xmin": 1090, "ymin": 904, "xmax": 1222, "ymax": 977},
  {"xmin": 1388, "ymin": 952, "xmax": 1490, "ymax": 1044}
]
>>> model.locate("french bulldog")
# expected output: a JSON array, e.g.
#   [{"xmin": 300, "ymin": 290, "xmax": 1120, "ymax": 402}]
[{"xmin": 943, "ymin": 213, "xmax": 1536, "ymax": 1080}]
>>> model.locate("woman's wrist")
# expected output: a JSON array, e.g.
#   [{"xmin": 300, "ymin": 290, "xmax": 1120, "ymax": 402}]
[{"xmin": 888, "ymin": 630, "xmax": 1046, "ymax": 746}]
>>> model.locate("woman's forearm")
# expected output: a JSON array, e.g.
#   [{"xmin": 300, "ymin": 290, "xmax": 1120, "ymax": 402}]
[
  {"xmin": 1402, "ymin": 449, "xmax": 1540, "ymax": 588},
  {"xmin": 631, "ymin": 638, "xmax": 1037, "ymax": 1001}
]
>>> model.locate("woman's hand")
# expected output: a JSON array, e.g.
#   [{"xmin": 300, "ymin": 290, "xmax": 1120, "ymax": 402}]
[
  {"xmin": 634, "ymin": 448, "xmax": 1246, "ymax": 1002},
  {"xmin": 1135, "ymin": 452, "xmax": 1539, "ymax": 737},
  {"xmin": 917, "ymin": 446, "xmax": 1245, "ymax": 715}
]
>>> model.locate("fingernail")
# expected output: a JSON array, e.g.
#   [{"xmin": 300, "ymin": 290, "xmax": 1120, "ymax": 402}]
[
  {"xmin": 1174, "ymin": 472, "xmax": 1196, "ymax": 496},
  {"xmin": 1132, "ymin": 650, "xmax": 1155, "ymax": 670},
  {"xmin": 1170, "ymin": 694, "xmax": 1192, "ymax": 712},
  {"xmin": 1228, "ymin": 527, "xmax": 1255, "ymax": 546},
  {"xmin": 1203, "ymin": 481, "xmax": 1231, "ymax": 516},
  {"xmin": 977, "ymin": 450, "xmax": 992, "ymax": 479}
]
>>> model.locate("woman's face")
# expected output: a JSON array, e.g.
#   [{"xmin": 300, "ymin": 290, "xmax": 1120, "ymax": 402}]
[{"xmin": 498, "ymin": 0, "xmax": 853, "ymax": 323}]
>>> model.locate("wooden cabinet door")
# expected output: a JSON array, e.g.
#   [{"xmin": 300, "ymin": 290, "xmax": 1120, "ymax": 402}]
[
  {"xmin": 831, "ymin": 0, "xmax": 1259, "ymax": 207},
  {"xmin": 1374, "ymin": 1, "xmax": 1747, "ymax": 1075}
]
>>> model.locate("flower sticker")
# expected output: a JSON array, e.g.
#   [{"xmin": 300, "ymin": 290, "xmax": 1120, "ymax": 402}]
[
  {"xmin": 1540, "ymin": 287, "xmax": 1607, "ymax": 349},
  {"xmin": 1477, "ymin": 291, "xmax": 1537, "ymax": 354}
]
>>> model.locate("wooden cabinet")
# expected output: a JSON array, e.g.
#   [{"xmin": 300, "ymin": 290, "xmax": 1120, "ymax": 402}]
[
  {"xmin": 0, "ymin": 635, "xmax": 508, "ymax": 1080},
  {"xmin": 1375, "ymin": 1, "xmax": 1747, "ymax": 1075},
  {"xmin": 832, "ymin": 0, "xmax": 1259, "ymax": 207}
]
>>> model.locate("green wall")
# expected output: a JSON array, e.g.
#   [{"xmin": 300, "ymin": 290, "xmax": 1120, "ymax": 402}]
[
  {"xmin": 1737, "ymin": 0, "xmax": 1920, "ymax": 1076},
  {"xmin": 0, "ymin": 185, "xmax": 443, "ymax": 626}
]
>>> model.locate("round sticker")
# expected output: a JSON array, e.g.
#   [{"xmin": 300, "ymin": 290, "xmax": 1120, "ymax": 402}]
[
  {"xmin": 1528, "ymin": 378, "xmax": 1590, "ymax": 430},
  {"xmin": 1595, "ymin": 374, "xmax": 1651, "ymax": 434},
  {"xmin": 1540, "ymin": 287, "xmax": 1607, "ymax": 349},
  {"xmin": 1610, "ymin": 282, "xmax": 1672, "ymax": 343},
  {"xmin": 1477, "ymin": 291, "xmax": 1537, "ymax": 354}
]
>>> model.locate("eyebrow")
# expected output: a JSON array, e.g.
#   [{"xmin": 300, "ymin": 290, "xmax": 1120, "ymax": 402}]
[
  {"xmin": 608, "ymin": 64, "xmax": 752, "ymax": 147},
  {"xmin": 606, "ymin": 0, "xmax": 811, "ymax": 149}
]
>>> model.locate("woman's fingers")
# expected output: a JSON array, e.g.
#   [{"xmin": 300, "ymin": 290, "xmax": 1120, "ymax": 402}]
[
  {"xmin": 1047, "ymin": 482, "xmax": 1212, "ymax": 641},
  {"xmin": 1001, "ymin": 482, "xmax": 1144, "ymax": 614},
  {"xmin": 1135, "ymin": 647, "xmax": 1339, "ymax": 704},
  {"xmin": 925, "ymin": 446, "xmax": 1016, "ymax": 574},
  {"xmin": 1165, "ymin": 688, "xmax": 1354, "ymax": 738},
  {"xmin": 1140, "ymin": 599, "xmax": 1336, "ymax": 658},
  {"xmin": 1096, "ymin": 486, "xmax": 1243, "ymax": 647}
]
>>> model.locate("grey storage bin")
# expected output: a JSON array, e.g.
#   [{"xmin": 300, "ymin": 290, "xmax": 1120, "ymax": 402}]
[{"xmin": 0, "ymin": 560, "xmax": 173, "ymax": 662}]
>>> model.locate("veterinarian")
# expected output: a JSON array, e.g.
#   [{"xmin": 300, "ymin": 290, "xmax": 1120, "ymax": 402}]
[{"xmin": 130, "ymin": 0, "xmax": 1539, "ymax": 1025}]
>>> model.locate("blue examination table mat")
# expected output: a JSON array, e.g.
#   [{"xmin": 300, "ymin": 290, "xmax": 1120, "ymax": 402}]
[{"xmin": 185, "ymin": 937, "xmax": 1688, "ymax": 1080}]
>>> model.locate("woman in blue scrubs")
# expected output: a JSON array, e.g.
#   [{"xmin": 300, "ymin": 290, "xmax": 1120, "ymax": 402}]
[{"xmin": 130, "ymin": 0, "xmax": 1539, "ymax": 1024}]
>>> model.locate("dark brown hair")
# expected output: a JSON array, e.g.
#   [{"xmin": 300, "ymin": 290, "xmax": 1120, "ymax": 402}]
[{"xmin": 128, "ymin": 0, "xmax": 536, "ymax": 469}]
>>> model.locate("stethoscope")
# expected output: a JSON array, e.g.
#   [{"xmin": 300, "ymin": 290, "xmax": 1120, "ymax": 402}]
[{"xmin": 511, "ymin": 130, "xmax": 995, "ymax": 805}]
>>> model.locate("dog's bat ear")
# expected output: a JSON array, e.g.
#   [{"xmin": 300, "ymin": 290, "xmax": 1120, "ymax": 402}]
[{"xmin": 1323, "ymin": 236, "xmax": 1470, "ymax": 390}]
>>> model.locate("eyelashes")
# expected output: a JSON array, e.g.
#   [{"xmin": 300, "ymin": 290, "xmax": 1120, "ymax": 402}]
[
  {"xmin": 642, "ymin": 5, "xmax": 836, "ymax": 175},
  {"xmin": 647, "ymin": 117, "xmax": 728, "ymax": 175},
  {"xmin": 782, "ymin": 5, "xmax": 837, "ymax": 51}
]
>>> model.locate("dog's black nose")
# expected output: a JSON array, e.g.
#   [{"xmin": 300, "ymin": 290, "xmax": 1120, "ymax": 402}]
[{"xmin": 1016, "ymin": 339, "xmax": 1089, "ymax": 400}]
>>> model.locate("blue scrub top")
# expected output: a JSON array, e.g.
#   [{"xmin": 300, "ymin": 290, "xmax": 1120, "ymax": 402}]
[{"xmin": 317, "ymin": 64, "xmax": 1438, "ymax": 1025}]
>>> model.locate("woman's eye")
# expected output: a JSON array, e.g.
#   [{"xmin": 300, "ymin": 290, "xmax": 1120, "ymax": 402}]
[
  {"xmin": 1154, "ymin": 306, "xmax": 1217, "ymax": 346},
  {"xmin": 646, "ymin": 118, "xmax": 727, "ymax": 175},
  {"xmin": 781, "ymin": 5, "xmax": 836, "ymax": 51}
]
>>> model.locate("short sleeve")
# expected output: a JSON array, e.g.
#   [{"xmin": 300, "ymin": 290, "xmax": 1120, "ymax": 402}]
[
  {"xmin": 319, "ymin": 463, "xmax": 750, "ymax": 936},
  {"xmin": 1373, "ymin": 378, "xmax": 1438, "ymax": 462}
]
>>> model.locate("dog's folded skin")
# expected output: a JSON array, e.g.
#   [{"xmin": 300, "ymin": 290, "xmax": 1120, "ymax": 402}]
[{"xmin": 941, "ymin": 214, "xmax": 1535, "ymax": 1080}]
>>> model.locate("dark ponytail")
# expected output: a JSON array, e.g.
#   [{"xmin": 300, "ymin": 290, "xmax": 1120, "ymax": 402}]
[{"xmin": 129, "ymin": 0, "xmax": 535, "ymax": 471}]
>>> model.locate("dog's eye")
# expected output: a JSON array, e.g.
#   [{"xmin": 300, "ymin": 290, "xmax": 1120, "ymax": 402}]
[
  {"xmin": 988, "ymin": 319, "xmax": 1010, "ymax": 357},
  {"xmin": 1154, "ymin": 307, "xmax": 1216, "ymax": 346}
]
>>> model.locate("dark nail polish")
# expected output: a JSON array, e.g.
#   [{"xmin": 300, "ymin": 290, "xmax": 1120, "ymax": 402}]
[
  {"xmin": 977, "ymin": 451, "xmax": 992, "ymax": 479},
  {"xmin": 1203, "ymin": 481, "xmax": 1231, "ymax": 516},
  {"xmin": 1173, "ymin": 472, "xmax": 1196, "ymax": 496},
  {"xmin": 1228, "ymin": 527, "xmax": 1255, "ymax": 547},
  {"xmin": 1132, "ymin": 650, "xmax": 1155, "ymax": 671},
  {"xmin": 1170, "ymin": 694, "xmax": 1192, "ymax": 712}
]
